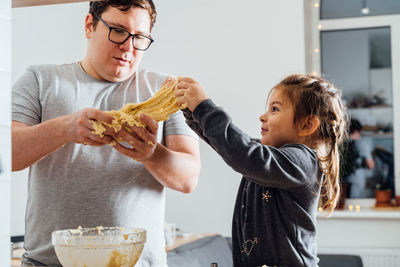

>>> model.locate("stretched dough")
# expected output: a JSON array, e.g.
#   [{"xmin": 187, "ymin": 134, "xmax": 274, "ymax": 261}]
[{"xmin": 91, "ymin": 78, "xmax": 185, "ymax": 138}]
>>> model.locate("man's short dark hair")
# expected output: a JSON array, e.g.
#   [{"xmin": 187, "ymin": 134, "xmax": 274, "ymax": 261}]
[
  {"xmin": 349, "ymin": 119, "xmax": 362, "ymax": 134},
  {"xmin": 89, "ymin": 0, "xmax": 157, "ymax": 30}
]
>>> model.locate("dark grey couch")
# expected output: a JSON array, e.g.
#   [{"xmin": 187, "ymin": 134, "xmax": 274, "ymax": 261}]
[
  {"xmin": 166, "ymin": 235, "xmax": 363, "ymax": 267},
  {"xmin": 167, "ymin": 235, "xmax": 233, "ymax": 267}
]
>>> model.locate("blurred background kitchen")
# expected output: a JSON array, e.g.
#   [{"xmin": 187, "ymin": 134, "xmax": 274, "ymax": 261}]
[{"xmin": 1, "ymin": 0, "xmax": 400, "ymax": 266}]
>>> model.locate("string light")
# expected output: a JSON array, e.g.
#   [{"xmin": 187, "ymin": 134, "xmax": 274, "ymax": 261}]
[
  {"xmin": 314, "ymin": 3, "xmax": 320, "ymax": 8},
  {"xmin": 356, "ymin": 205, "xmax": 361, "ymax": 212},
  {"xmin": 314, "ymin": 48, "xmax": 320, "ymax": 53},
  {"xmin": 361, "ymin": 0, "xmax": 370, "ymax": 14},
  {"xmin": 348, "ymin": 205, "xmax": 354, "ymax": 211},
  {"xmin": 317, "ymin": 24, "xmax": 322, "ymax": 30}
]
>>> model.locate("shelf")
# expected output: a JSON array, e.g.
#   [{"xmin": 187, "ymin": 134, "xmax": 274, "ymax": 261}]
[
  {"xmin": 318, "ymin": 209, "xmax": 400, "ymax": 220},
  {"xmin": 349, "ymin": 105, "xmax": 392, "ymax": 111},
  {"xmin": 317, "ymin": 198, "xmax": 400, "ymax": 220},
  {"xmin": 363, "ymin": 132, "xmax": 393, "ymax": 138}
]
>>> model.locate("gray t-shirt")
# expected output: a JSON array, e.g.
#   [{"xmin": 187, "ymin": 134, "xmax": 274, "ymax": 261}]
[
  {"xmin": 12, "ymin": 63, "xmax": 197, "ymax": 267},
  {"xmin": 346, "ymin": 136, "xmax": 374, "ymax": 198}
]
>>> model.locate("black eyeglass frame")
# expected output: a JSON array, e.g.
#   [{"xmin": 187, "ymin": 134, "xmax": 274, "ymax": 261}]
[{"xmin": 94, "ymin": 14, "xmax": 154, "ymax": 51}]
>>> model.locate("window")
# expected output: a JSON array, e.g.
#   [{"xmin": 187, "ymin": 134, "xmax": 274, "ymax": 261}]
[
  {"xmin": 306, "ymin": 0, "xmax": 400, "ymax": 199},
  {"xmin": 320, "ymin": 0, "xmax": 400, "ymax": 19}
]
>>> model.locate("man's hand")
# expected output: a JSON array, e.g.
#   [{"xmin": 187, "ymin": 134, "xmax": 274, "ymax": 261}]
[
  {"xmin": 63, "ymin": 108, "xmax": 117, "ymax": 146},
  {"xmin": 112, "ymin": 114, "xmax": 158, "ymax": 161},
  {"xmin": 175, "ymin": 77, "xmax": 208, "ymax": 111}
]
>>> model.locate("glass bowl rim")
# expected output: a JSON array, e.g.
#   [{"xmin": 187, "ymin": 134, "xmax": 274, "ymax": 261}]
[{"xmin": 52, "ymin": 226, "xmax": 146, "ymax": 247}]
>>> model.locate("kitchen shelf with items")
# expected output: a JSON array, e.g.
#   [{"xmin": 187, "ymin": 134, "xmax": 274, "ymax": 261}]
[
  {"xmin": 345, "ymin": 68, "xmax": 393, "ymax": 136},
  {"xmin": 345, "ymin": 90, "xmax": 395, "ymax": 199},
  {"xmin": 346, "ymin": 66, "xmax": 393, "ymax": 137},
  {"xmin": 347, "ymin": 94, "xmax": 393, "ymax": 145},
  {"xmin": 318, "ymin": 25, "xmax": 399, "ymax": 200}
]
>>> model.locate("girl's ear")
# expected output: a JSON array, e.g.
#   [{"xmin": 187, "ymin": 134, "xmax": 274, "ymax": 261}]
[{"xmin": 298, "ymin": 115, "xmax": 320, "ymax": 137}]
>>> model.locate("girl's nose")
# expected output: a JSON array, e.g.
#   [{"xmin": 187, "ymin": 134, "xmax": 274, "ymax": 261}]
[{"xmin": 259, "ymin": 112, "xmax": 267, "ymax": 122}]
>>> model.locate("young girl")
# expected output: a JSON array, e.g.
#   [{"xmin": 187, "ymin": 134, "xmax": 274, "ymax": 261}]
[{"xmin": 174, "ymin": 74, "xmax": 348, "ymax": 267}]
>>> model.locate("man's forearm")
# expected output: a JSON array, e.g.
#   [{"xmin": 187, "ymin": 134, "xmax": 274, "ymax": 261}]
[
  {"xmin": 12, "ymin": 117, "xmax": 67, "ymax": 171},
  {"xmin": 142, "ymin": 144, "xmax": 200, "ymax": 193}
]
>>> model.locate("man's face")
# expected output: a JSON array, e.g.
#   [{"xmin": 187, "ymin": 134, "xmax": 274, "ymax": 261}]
[{"xmin": 85, "ymin": 6, "xmax": 151, "ymax": 82}]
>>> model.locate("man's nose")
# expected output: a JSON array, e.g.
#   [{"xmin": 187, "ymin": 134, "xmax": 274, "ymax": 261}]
[{"xmin": 119, "ymin": 37, "xmax": 135, "ymax": 52}]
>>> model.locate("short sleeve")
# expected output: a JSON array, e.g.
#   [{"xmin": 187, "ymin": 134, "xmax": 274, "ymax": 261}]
[
  {"xmin": 163, "ymin": 110, "xmax": 198, "ymax": 140},
  {"xmin": 12, "ymin": 66, "xmax": 41, "ymax": 125},
  {"xmin": 357, "ymin": 137, "xmax": 373, "ymax": 160}
]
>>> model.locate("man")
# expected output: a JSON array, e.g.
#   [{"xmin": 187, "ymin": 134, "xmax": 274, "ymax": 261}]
[
  {"xmin": 341, "ymin": 119, "xmax": 375, "ymax": 198},
  {"xmin": 12, "ymin": 1, "xmax": 200, "ymax": 266}
]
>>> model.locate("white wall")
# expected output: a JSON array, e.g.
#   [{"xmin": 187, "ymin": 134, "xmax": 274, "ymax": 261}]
[
  {"xmin": 11, "ymin": 2, "xmax": 88, "ymax": 237},
  {"xmin": 11, "ymin": 0, "xmax": 306, "ymax": 237},
  {"xmin": 0, "ymin": 0, "xmax": 11, "ymax": 265},
  {"xmin": 149, "ymin": 1, "xmax": 306, "ymax": 236}
]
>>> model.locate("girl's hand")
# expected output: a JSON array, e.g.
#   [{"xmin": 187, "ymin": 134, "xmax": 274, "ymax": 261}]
[{"xmin": 175, "ymin": 77, "xmax": 208, "ymax": 111}]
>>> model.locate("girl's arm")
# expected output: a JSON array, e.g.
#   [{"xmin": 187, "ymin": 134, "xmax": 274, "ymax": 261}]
[
  {"xmin": 192, "ymin": 99, "xmax": 320, "ymax": 190},
  {"xmin": 182, "ymin": 108, "xmax": 212, "ymax": 146}
]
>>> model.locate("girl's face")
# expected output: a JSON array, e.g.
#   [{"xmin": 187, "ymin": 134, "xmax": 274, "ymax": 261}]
[{"xmin": 259, "ymin": 88, "xmax": 302, "ymax": 147}]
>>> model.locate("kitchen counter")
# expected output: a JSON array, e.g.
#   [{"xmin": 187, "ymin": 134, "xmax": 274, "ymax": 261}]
[{"xmin": 317, "ymin": 201, "xmax": 400, "ymax": 267}]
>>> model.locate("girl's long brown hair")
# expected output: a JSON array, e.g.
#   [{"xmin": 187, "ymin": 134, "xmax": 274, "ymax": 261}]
[{"xmin": 274, "ymin": 74, "xmax": 348, "ymax": 213}]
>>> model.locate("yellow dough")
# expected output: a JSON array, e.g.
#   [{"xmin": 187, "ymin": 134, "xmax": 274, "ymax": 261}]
[{"xmin": 91, "ymin": 78, "xmax": 186, "ymax": 138}]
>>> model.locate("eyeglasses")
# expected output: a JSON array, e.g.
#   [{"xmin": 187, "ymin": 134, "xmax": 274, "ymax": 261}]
[{"xmin": 95, "ymin": 14, "xmax": 154, "ymax": 51}]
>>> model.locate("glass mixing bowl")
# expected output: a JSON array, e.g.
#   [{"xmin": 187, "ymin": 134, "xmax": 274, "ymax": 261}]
[{"xmin": 52, "ymin": 226, "xmax": 146, "ymax": 267}]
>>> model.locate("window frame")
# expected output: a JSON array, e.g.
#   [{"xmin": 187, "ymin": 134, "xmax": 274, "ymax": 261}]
[{"xmin": 305, "ymin": 0, "xmax": 400, "ymax": 199}]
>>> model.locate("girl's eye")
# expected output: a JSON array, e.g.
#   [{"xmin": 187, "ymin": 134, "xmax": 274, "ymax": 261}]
[{"xmin": 272, "ymin": 106, "xmax": 279, "ymax": 112}]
